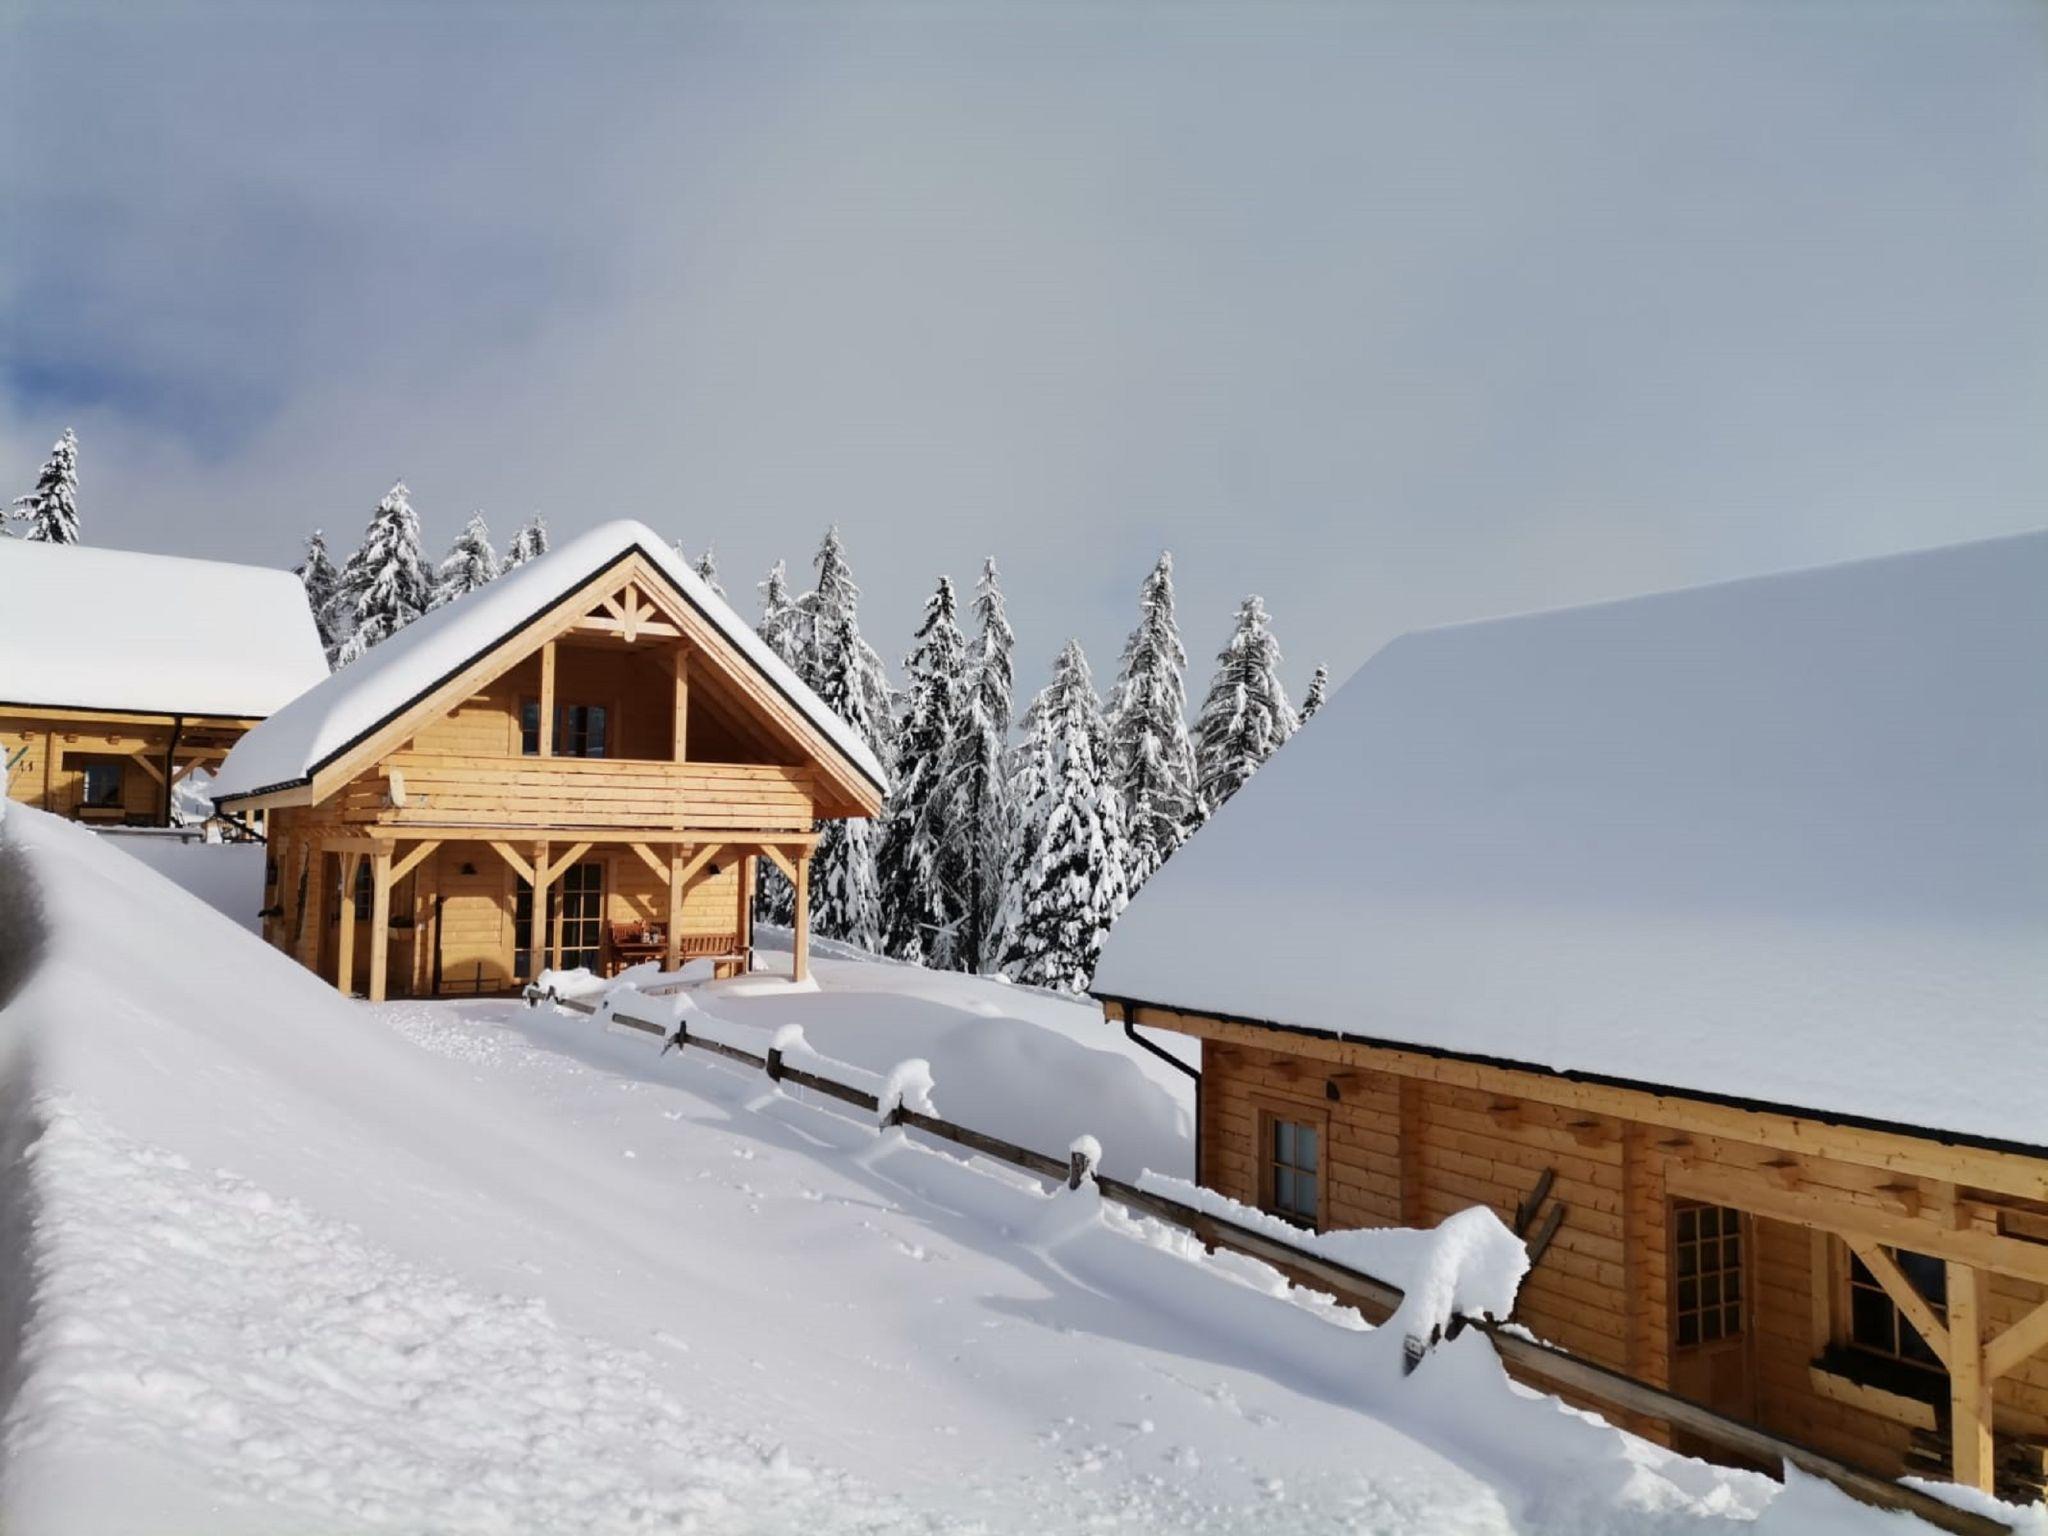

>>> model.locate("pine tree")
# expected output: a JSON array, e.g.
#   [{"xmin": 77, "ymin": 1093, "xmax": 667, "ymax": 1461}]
[
  {"xmin": 693, "ymin": 545, "xmax": 726, "ymax": 600},
  {"xmin": 294, "ymin": 529, "xmax": 343, "ymax": 662},
  {"xmin": 798, "ymin": 527, "xmax": 890, "ymax": 952},
  {"xmin": 432, "ymin": 512, "xmax": 501, "ymax": 608},
  {"xmin": 331, "ymin": 482, "xmax": 434, "ymax": 666},
  {"xmin": 11, "ymin": 428, "xmax": 80, "ymax": 543},
  {"xmin": 943, "ymin": 557, "xmax": 1017, "ymax": 972},
  {"xmin": 1299, "ymin": 662, "xmax": 1330, "ymax": 724},
  {"xmin": 1194, "ymin": 594, "xmax": 1295, "ymax": 816},
  {"xmin": 753, "ymin": 560, "xmax": 802, "ymax": 927},
  {"xmin": 1001, "ymin": 640, "xmax": 1130, "ymax": 992},
  {"xmin": 506, "ymin": 515, "xmax": 550, "ymax": 568},
  {"xmin": 878, "ymin": 578, "xmax": 972, "ymax": 965},
  {"xmin": 1109, "ymin": 551, "xmax": 1198, "ymax": 888}
]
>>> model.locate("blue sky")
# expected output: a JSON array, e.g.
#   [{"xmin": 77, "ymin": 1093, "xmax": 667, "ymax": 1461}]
[{"xmin": 3, "ymin": 0, "xmax": 2044, "ymax": 697}]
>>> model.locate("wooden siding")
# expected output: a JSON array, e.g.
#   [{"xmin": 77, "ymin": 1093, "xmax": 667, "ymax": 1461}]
[
  {"xmin": 1194, "ymin": 1031, "xmax": 2048, "ymax": 1489},
  {"xmin": 340, "ymin": 753, "xmax": 816, "ymax": 832}
]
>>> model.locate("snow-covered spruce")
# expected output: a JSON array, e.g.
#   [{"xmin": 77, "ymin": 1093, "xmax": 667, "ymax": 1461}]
[
  {"xmin": 1299, "ymin": 661, "xmax": 1330, "ymax": 724},
  {"xmin": 879, "ymin": 577, "xmax": 971, "ymax": 967},
  {"xmin": 330, "ymin": 482, "xmax": 434, "ymax": 667},
  {"xmin": 10, "ymin": 427, "xmax": 81, "ymax": 544},
  {"xmin": 692, "ymin": 544, "xmax": 726, "ymax": 599},
  {"xmin": 431, "ymin": 512, "xmax": 501, "ymax": 608},
  {"xmin": 1110, "ymin": 551, "xmax": 1198, "ymax": 889},
  {"xmin": 1001, "ymin": 640, "xmax": 1131, "ymax": 992},
  {"xmin": 945, "ymin": 557, "xmax": 1018, "ymax": 974},
  {"xmin": 1194, "ymin": 593, "xmax": 1295, "ymax": 816},
  {"xmin": 504, "ymin": 513, "xmax": 550, "ymax": 568},
  {"xmin": 796, "ymin": 528, "xmax": 891, "ymax": 952},
  {"xmin": 753, "ymin": 560, "xmax": 803, "ymax": 928},
  {"xmin": 293, "ymin": 529, "xmax": 343, "ymax": 662}
]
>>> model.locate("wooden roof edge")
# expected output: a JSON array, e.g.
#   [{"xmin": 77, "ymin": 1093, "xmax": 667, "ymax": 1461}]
[{"xmin": 1093, "ymin": 990, "xmax": 2048, "ymax": 1169}]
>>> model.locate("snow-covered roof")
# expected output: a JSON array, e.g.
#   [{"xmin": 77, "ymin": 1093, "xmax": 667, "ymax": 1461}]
[
  {"xmin": 211, "ymin": 520, "xmax": 888, "ymax": 803},
  {"xmin": 0, "ymin": 539, "xmax": 328, "ymax": 719},
  {"xmin": 1095, "ymin": 530, "xmax": 2048, "ymax": 1151}
]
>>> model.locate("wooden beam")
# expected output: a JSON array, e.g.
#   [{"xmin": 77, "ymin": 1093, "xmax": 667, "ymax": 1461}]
[
  {"xmin": 528, "ymin": 840, "xmax": 551, "ymax": 979},
  {"xmin": 1845, "ymin": 1239, "xmax": 1951, "ymax": 1368},
  {"xmin": 572, "ymin": 615, "xmax": 683, "ymax": 641},
  {"xmin": 125, "ymin": 748, "xmax": 166, "ymax": 785},
  {"xmin": 792, "ymin": 851, "xmax": 810, "ymax": 983},
  {"xmin": 759, "ymin": 842, "xmax": 799, "ymax": 886},
  {"xmin": 1985, "ymin": 1293, "xmax": 2048, "ymax": 1380},
  {"xmin": 389, "ymin": 839, "xmax": 442, "ymax": 885},
  {"xmin": 733, "ymin": 853, "xmax": 753, "ymax": 973},
  {"xmin": 672, "ymin": 647, "xmax": 689, "ymax": 762},
  {"xmin": 666, "ymin": 846, "xmax": 685, "ymax": 971},
  {"xmin": 542, "ymin": 840, "xmax": 593, "ymax": 886},
  {"xmin": 674, "ymin": 842, "xmax": 724, "ymax": 891},
  {"xmin": 538, "ymin": 640, "xmax": 556, "ymax": 757},
  {"xmin": 367, "ymin": 846, "xmax": 393, "ymax": 1003},
  {"xmin": 489, "ymin": 839, "xmax": 535, "ymax": 884},
  {"xmin": 627, "ymin": 841, "xmax": 668, "ymax": 882},
  {"xmin": 1672, "ymin": 1162, "xmax": 2048, "ymax": 1285},
  {"xmin": 1948, "ymin": 1260, "xmax": 1993, "ymax": 1492},
  {"xmin": 336, "ymin": 851, "xmax": 361, "ymax": 995},
  {"xmin": 334, "ymin": 824, "xmax": 820, "ymax": 847}
]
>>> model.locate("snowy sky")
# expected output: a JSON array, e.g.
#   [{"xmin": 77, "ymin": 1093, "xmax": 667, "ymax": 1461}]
[{"xmin": 3, "ymin": 0, "xmax": 2044, "ymax": 698}]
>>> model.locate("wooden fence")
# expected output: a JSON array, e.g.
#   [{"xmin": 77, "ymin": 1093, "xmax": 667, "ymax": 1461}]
[{"xmin": 529, "ymin": 985, "xmax": 2012, "ymax": 1536}]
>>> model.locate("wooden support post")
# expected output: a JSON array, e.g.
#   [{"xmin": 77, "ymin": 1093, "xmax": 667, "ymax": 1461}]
[
  {"xmin": 297, "ymin": 842, "xmax": 325, "ymax": 970},
  {"xmin": 666, "ymin": 845, "xmax": 686, "ymax": 971},
  {"xmin": 529, "ymin": 839, "xmax": 551, "ymax": 981},
  {"xmin": 367, "ymin": 846, "xmax": 392, "ymax": 1003},
  {"xmin": 672, "ymin": 647, "xmax": 689, "ymax": 762},
  {"xmin": 1949, "ymin": 1261, "xmax": 1994, "ymax": 1492},
  {"xmin": 336, "ymin": 850, "xmax": 362, "ymax": 994},
  {"xmin": 735, "ymin": 852, "xmax": 754, "ymax": 973},
  {"xmin": 538, "ymin": 640, "xmax": 556, "ymax": 757},
  {"xmin": 792, "ymin": 851, "xmax": 811, "ymax": 984}
]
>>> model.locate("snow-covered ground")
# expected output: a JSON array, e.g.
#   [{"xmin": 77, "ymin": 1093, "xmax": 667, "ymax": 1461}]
[{"xmin": 0, "ymin": 806, "xmax": 2002, "ymax": 1533}]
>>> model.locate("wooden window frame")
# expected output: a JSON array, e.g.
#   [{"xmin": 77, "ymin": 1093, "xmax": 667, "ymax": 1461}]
[
  {"xmin": 78, "ymin": 758, "xmax": 124, "ymax": 809},
  {"xmin": 1252, "ymin": 1095, "xmax": 1330, "ymax": 1233},
  {"xmin": 1670, "ymin": 1200, "xmax": 1749, "ymax": 1350},
  {"xmin": 1810, "ymin": 1235, "xmax": 1951, "ymax": 1411},
  {"xmin": 519, "ymin": 697, "xmax": 613, "ymax": 759}
]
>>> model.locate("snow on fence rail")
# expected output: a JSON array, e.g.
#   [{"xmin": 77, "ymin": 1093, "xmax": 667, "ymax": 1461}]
[{"xmin": 526, "ymin": 981, "xmax": 2011, "ymax": 1536}]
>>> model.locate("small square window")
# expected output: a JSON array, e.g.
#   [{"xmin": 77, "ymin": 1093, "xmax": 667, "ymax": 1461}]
[
  {"xmin": 1264, "ymin": 1113, "xmax": 1321, "ymax": 1229},
  {"xmin": 80, "ymin": 761, "xmax": 123, "ymax": 808}
]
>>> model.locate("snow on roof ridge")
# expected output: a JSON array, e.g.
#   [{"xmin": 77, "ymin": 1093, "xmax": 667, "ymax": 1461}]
[
  {"xmin": 212, "ymin": 518, "xmax": 888, "ymax": 802},
  {"xmin": 0, "ymin": 538, "xmax": 329, "ymax": 719}
]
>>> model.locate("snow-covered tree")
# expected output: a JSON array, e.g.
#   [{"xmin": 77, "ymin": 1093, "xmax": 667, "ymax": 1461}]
[
  {"xmin": 878, "ymin": 578, "xmax": 971, "ymax": 966},
  {"xmin": 753, "ymin": 560, "xmax": 803, "ymax": 927},
  {"xmin": 506, "ymin": 515, "xmax": 550, "ymax": 568},
  {"xmin": 943, "ymin": 557, "xmax": 1017, "ymax": 972},
  {"xmin": 1194, "ymin": 594, "xmax": 1295, "ymax": 815},
  {"xmin": 1299, "ymin": 662, "xmax": 1331, "ymax": 724},
  {"xmin": 693, "ymin": 545, "xmax": 726, "ymax": 600},
  {"xmin": 10, "ymin": 428, "xmax": 80, "ymax": 543},
  {"xmin": 294, "ymin": 530, "xmax": 343, "ymax": 662},
  {"xmin": 1109, "ymin": 551, "xmax": 1198, "ymax": 887},
  {"xmin": 1001, "ymin": 640, "xmax": 1130, "ymax": 992},
  {"xmin": 798, "ymin": 527, "xmax": 891, "ymax": 952},
  {"xmin": 432, "ymin": 512, "xmax": 501, "ymax": 608},
  {"xmin": 331, "ymin": 482, "xmax": 433, "ymax": 666}
]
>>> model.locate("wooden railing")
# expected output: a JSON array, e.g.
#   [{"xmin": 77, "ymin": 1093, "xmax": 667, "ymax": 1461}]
[
  {"xmin": 526, "ymin": 982, "xmax": 2013, "ymax": 1536},
  {"xmin": 342, "ymin": 753, "xmax": 815, "ymax": 832}
]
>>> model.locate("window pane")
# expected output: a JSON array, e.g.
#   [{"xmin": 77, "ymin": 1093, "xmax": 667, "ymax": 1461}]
[
  {"xmin": 520, "ymin": 699, "xmax": 540, "ymax": 755},
  {"xmin": 1700, "ymin": 1311, "xmax": 1722, "ymax": 1343},
  {"xmin": 1298, "ymin": 1126, "xmax": 1317, "ymax": 1169},
  {"xmin": 1850, "ymin": 1286, "xmax": 1894, "ymax": 1350},
  {"xmin": 1296, "ymin": 1174, "xmax": 1316, "ymax": 1216},
  {"xmin": 1898, "ymin": 1250, "xmax": 1947, "ymax": 1309},
  {"xmin": 1275, "ymin": 1122, "xmax": 1294, "ymax": 1163},
  {"xmin": 1678, "ymin": 1278, "xmax": 1698, "ymax": 1313},
  {"xmin": 1677, "ymin": 1315, "xmax": 1698, "ymax": 1348}
]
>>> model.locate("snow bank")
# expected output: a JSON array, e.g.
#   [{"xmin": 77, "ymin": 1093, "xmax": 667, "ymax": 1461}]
[{"xmin": 99, "ymin": 833, "xmax": 264, "ymax": 934}]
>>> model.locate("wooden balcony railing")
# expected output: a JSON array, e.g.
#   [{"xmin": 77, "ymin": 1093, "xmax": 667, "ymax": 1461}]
[{"xmin": 340, "ymin": 752, "xmax": 816, "ymax": 832}]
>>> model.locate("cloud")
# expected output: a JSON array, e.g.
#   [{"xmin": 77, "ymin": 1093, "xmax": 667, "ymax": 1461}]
[{"xmin": 4, "ymin": 0, "xmax": 2045, "ymax": 696}]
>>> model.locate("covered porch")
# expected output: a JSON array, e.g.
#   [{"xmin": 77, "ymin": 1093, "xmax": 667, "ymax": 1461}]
[{"xmin": 267, "ymin": 825, "xmax": 817, "ymax": 1001}]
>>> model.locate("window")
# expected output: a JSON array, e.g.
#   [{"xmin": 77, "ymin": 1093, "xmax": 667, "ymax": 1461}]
[
  {"xmin": 1673, "ymin": 1202, "xmax": 1745, "ymax": 1347},
  {"xmin": 1848, "ymin": 1246, "xmax": 1946, "ymax": 1374},
  {"xmin": 1264, "ymin": 1115, "xmax": 1320, "ymax": 1229},
  {"xmin": 80, "ymin": 760, "xmax": 123, "ymax": 808},
  {"xmin": 520, "ymin": 700, "xmax": 609, "ymax": 758},
  {"xmin": 513, "ymin": 864, "xmax": 605, "ymax": 978},
  {"xmin": 351, "ymin": 859, "xmax": 373, "ymax": 920}
]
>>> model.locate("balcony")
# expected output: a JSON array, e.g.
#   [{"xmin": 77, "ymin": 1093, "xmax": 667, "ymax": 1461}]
[{"xmin": 339, "ymin": 752, "xmax": 816, "ymax": 833}]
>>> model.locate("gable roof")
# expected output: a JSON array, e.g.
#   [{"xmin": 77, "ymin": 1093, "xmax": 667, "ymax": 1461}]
[
  {"xmin": 0, "ymin": 539, "xmax": 329, "ymax": 720},
  {"xmin": 1094, "ymin": 529, "xmax": 2048, "ymax": 1153},
  {"xmin": 210, "ymin": 520, "xmax": 888, "ymax": 804}
]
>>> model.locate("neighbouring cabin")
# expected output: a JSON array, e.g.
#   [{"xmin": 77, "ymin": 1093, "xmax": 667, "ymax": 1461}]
[
  {"xmin": 211, "ymin": 520, "xmax": 886, "ymax": 1001},
  {"xmin": 1094, "ymin": 529, "xmax": 2048, "ymax": 1497},
  {"xmin": 0, "ymin": 540, "xmax": 329, "ymax": 828}
]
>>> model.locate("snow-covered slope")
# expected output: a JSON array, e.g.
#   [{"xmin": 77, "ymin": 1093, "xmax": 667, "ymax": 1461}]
[
  {"xmin": 0, "ymin": 805, "xmax": 1975, "ymax": 1534},
  {"xmin": 1098, "ymin": 529, "xmax": 2048, "ymax": 1149}
]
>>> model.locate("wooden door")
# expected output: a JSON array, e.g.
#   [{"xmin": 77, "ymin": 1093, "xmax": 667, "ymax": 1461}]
[{"xmin": 1669, "ymin": 1200, "xmax": 1756, "ymax": 1434}]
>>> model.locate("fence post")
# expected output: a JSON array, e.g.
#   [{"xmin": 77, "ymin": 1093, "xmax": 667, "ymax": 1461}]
[{"xmin": 765, "ymin": 1046, "xmax": 784, "ymax": 1083}]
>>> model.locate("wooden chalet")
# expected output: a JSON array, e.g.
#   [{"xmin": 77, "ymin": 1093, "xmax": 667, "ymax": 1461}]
[
  {"xmin": 0, "ymin": 539, "xmax": 328, "ymax": 827},
  {"xmin": 211, "ymin": 521, "xmax": 885, "ymax": 1001},
  {"xmin": 1094, "ymin": 530, "xmax": 2048, "ymax": 1496}
]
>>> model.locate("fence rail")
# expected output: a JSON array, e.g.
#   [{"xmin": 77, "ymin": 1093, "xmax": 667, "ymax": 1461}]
[{"xmin": 528, "ymin": 984, "xmax": 2010, "ymax": 1536}]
